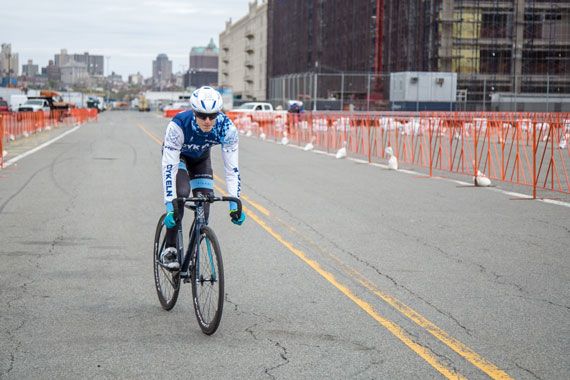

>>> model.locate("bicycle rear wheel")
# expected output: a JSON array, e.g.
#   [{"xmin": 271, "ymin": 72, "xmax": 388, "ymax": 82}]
[
  {"xmin": 153, "ymin": 214, "xmax": 180, "ymax": 310},
  {"xmin": 191, "ymin": 226, "xmax": 224, "ymax": 335}
]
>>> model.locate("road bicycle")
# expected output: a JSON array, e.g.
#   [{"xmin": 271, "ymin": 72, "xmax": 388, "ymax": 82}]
[{"xmin": 153, "ymin": 194, "xmax": 242, "ymax": 335}]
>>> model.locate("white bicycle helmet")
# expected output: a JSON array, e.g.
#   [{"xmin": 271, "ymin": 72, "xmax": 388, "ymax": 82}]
[{"xmin": 190, "ymin": 86, "xmax": 223, "ymax": 114}]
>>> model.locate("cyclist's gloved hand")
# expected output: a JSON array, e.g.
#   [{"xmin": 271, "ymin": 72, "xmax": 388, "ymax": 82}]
[
  {"xmin": 164, "ymin": 202, "xmax": 176, "ymax": 229},
  {"xmin": 229, "ymin": 209, "xmax": 245, "ymax": 226}
]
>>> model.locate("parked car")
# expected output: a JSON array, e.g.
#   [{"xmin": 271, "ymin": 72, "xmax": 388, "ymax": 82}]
[
  {"xmin": 0, "ymin": 98, "xmax": 9, "ymax": 113},
  {"xmin": 18, "ymin": 99, "xmax": 51, "ymax": 113}
]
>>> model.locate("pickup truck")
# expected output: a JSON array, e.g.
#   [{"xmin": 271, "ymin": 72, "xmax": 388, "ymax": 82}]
[
  {"xmin": 18, "ymin": 99, "xmax": 51, "ymax": 113},
  {"xmin": 233, "ymin": 102, "xmax": 274, "ymax": 112}
]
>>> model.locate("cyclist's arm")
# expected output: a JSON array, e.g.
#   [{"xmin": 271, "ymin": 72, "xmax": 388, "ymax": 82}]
[
  {"xmin": 220, "ymin": 119, "xmax": 240, "ymax": 209},
  {"xmin": 162, "ymin": 121, "xmax": 184, "ymax": 204}
]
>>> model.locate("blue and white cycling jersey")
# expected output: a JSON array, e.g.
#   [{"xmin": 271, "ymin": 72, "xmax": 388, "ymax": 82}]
[{"xmin": 161, "ymin": 110, "xmax": 240, "ymax": 204}]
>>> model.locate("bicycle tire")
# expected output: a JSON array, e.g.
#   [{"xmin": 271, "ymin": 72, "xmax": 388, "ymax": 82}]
[
  {"xmin": 191, "ymin": 226, "xmax": 224, "ymax": 335},
  {"xmin": 153, "ymin": 214, "xmax": 180, "ymax": 310}
]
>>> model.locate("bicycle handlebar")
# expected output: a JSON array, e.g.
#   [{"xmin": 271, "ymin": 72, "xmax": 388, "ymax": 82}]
[{"xmin": 175, "ymin": 195, "xmax": 242, "ymax": 217}]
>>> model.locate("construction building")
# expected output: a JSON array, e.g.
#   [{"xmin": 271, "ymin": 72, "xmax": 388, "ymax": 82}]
[
  {"xmin": 267, "ymin": 0, "xmax": 381, "ymax": 109},
  {"xmin": 384, "ymin": 0, "xmax": 570, "ymax": 110},
  {"xmin": 268, "ymin": 0, "xmax": 379, "ymax": 75},
  {"xmin": 266, "ymin": 0, "xmax": 569, "ymax": 110}
]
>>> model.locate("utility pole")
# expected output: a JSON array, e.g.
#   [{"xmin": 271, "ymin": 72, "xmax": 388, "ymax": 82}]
[
  {"xmin": 7, "ymin": 52, "xmax": 12, "ymax": 88},
  {"xmin": 105, "ymin": 56, "xmax": 111, "ymax": 102},
  {"xmin": 313, "ymin": 61, "xmax": 318, "ymax": 111}
]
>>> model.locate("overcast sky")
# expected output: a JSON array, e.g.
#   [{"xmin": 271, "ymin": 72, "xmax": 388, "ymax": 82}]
[{"xmin": 2, "ymin": 0, "xmax": 252, "ymax": 78}]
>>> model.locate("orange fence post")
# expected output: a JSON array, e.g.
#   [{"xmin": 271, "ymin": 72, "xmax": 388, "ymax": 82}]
[
  {"xmin": 532, "ymin": 119, "xmax": 537, "ymax": 198},
  {"xmin": 428, "ymin": 123, "xmax": 433, "ymax": 177},
  {"xmin": 486, "ymin": 119, "xmax": 491, "ymax": 177},
  {"xmin": 0, "ymin": 114, "xmax": 3, "ymax": 168},
  {"xmin": 367, "ymin": 118, "xmax": 371, "ymax": 163}
]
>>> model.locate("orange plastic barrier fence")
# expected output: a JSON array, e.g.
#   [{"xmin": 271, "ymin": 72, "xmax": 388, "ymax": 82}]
[
  {"xmin": 225, "ymin": 111, "xmax": 570, "ymax": 196},
  {"xmin": 1, "ymin": 109, "xmax": 98, "ymax": 168},
  {"xmin": 164, "ymin": 109, "xmax": 183, "ymax": 118}
]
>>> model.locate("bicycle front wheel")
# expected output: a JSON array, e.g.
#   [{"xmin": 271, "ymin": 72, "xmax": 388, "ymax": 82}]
[
  {"xmin": 191, "ymin": 226, "xmax": 224, "ymax": 335},
  {"xmin": 153, "ymin": 214, "xmax": 180, "ymax": 310}
]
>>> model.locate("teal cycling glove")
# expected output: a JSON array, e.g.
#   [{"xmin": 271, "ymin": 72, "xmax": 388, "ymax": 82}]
[
  {"xmin": 229, "ymin": 209, "xmax": 246, "ymax": 226},
  {"xmin": 164, "ymin": 202, "xmax": 176, "ymax": 228}
]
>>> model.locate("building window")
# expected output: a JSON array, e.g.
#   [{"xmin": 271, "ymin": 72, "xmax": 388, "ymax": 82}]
[
  {"xmin": 480, "ymin": 13, "xmax": 508, "ymax": 38},
  {"xmin": 480, "ymin": 49, "xmax": 511, "ymax": 74}
]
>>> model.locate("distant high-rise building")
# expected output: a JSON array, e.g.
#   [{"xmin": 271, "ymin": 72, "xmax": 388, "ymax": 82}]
[
  {"xmin": 60, "ymin": 60, "xmax": 89, "ymax": 85},
  {"xmin": 190, "ymin": 38, "xmax": 219, "ymax": 70},
  {"xmin": 152, "ymin": 53, "xmax": 172, "ymax": 89},
  {"xmin": 0, "ymin": 43, "xmax": 19, "ymax": 79},
  {"xmin": 129, "ymin": 72, "xmax": 144, "ymax": 85},
  {"xmin": 22, "ymin": 59, "xmax": 39, "ymax": 77},
  {"xmin": 73, "ymin": 52, "xmax": 104, "ymax": 76},
  {"xmin": 44, "ymin": 60, "xmax": 61, "ymax": 83},
  {"xmin": 55, "ymin": 49, "xmax": 104, "ymax": 76},
  {"xmin": 108, "ymin": 72, "xmax": 123, "ymax": 86},
  {"xmin": 186, "ymin": 38, "xmax": 219, "ymax": 89},
  {"xmin": 54, "ymin": 49, "xmax": 70, "ymax": 68}
]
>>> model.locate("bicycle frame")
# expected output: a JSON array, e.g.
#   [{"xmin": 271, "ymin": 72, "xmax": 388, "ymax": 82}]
[
  {"xmin": 176, "ymin": 201, "xmax": 206, "ymax": 281},
  {"xmin": 173, "ymin": 195, "xmax": 240, "ymax": 281}
]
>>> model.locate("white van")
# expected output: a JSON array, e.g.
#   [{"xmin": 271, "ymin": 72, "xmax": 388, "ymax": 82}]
[{"xmin": 10, "ymin": 94, "xmax": 28, "ymax": 112}]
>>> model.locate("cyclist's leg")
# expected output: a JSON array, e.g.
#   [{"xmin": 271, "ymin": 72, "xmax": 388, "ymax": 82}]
[
  {"xmin": 165, "ymin": 159, "xmax": 190, "ymax": 247},
  {"xmin": 188, "ymin": 150, "xmax": 214, "ymax": 224}
]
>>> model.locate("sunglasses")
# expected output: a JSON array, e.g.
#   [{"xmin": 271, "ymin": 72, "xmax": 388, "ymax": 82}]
[{"xmin": 195, "ymin": 112, "xmax": 219, "ymax": 120}]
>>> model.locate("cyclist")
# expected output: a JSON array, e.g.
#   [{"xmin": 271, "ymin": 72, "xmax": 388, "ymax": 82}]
[{"xmin": 161, "ymin": 86, "xmax": 245, "ymax": 269}]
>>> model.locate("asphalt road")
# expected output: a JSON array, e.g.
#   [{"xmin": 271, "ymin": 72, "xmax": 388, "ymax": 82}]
[{"xmin": 1, "ymin": 111, "xmax": 568, "ymax": 379}]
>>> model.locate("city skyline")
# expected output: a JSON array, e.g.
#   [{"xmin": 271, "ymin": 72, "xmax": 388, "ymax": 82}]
[{"xmin": 1, "ymin": 0, "xmax": 252, "ymax": 78}]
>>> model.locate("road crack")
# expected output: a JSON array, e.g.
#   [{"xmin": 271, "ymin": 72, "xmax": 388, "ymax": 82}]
[
  {"xmin": 515, "ymin": 362, "xmax": 543, "ymax": 380},
  {"xmin": 264, "ymin": 340, "xmax": 289, "ymax": 379},
  {"xmin": 254, "ymin": 203, "xmax": 474, "ymax": 336}
]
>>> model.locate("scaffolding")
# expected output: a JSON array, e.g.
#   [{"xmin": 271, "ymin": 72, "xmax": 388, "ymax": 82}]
[
  {"xmin": 266, "ymin": 0, "xmax": 568, "ymax": 111},
  {"xmin": 384, "ymin": 0, "xmax": 570, "ymax": 111}
]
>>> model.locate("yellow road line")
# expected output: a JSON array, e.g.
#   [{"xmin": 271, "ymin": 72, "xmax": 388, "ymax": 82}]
[
  {"xmin": 265, "ymin": 216, "xmax": 512, "ymax": 380},
  {"xmin": 248, "ymin": 201, "xmax": 512, "ymax": 380},
  {"xmin": 212, "ymin": 183, "xmax": 464, "ymax": 380},
  {"xmin": 136, "ymin": 123, "xmax": 162, "ymax": 145},
  {"xmin": 341, "ymin": 261, "xmax": 511, "ymax": 379},
  {"xmin": 240, "ymin": 194, "xmax": 270, "ymax": 216}
]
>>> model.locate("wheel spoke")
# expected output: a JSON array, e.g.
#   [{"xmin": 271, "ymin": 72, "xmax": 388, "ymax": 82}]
[{"xmin": 159, "ymin": 265, "xmax": 177, "ymax": 288}]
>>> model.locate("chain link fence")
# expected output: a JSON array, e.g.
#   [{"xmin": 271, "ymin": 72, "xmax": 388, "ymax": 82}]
[{"xmin": 268, "ymin": 72, "xmax": 570, "ymax": 113}]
